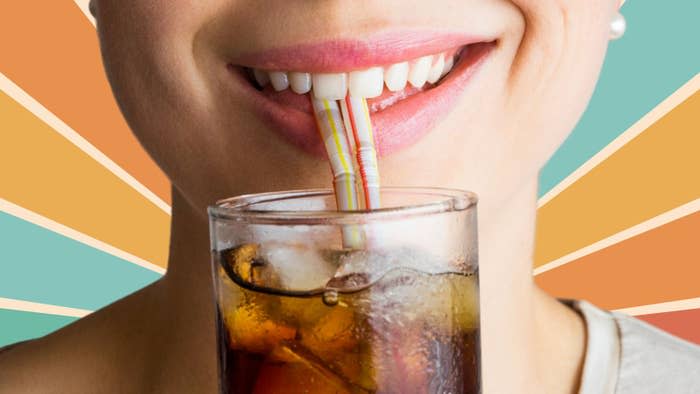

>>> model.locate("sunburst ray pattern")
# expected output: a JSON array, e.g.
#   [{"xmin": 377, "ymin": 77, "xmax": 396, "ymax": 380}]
[{"xmin": 0, "ymin": 2, "xmax": 698, "ymax": 347}]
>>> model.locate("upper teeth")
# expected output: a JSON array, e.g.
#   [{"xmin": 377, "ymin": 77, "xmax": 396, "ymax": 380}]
[{"xmin": 250, "ymin": 50, "xmax": 458, "ymax": 100}]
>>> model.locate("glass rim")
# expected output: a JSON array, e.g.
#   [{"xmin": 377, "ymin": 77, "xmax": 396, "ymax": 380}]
[{"xmin": 208, "ymin": 187, "xmax": 477, "ymax": 225}]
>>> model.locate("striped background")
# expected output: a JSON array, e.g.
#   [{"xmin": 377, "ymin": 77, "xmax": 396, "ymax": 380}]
[{"xmin": 1, "ymin": 2, "xmax": 699, "ymax": 346}]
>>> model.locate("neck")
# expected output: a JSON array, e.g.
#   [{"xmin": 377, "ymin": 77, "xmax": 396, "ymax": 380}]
[
  {"xmin": 156, "ymin": 188, "xmax": 219, "ymax": 392},
  {"xmin": 478, "ymin": 180, "xmax": 585, "ymax": 393},
  {"xmin": 158, "ymin": 182, "xmax": 584, "ymax": 393}
]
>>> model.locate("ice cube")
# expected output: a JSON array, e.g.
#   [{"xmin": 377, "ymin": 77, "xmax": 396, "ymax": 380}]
[
  {"xmin": 327, "ymin": 248, "xmax": 466, "ymax": 292},
  {"xmin": 372, "ymin": 270, "xmax": 480, "ymax": 338},
  {"xmin": 325, "ymin": 250, "xmax": 392, "ymax": 292},
  {"xmin": 260, "ymin": 243, "xmax": 337, "ymax": 291},
  {"xmin": 264, "ymin": 342, "xmax": 365, "ymax": 393},
  {"xmin": 300, "ymin": 304, "xmax": 357, "ymax": 353},
  {"xmin": 222, "ymin": 303, "xmax": 296, "ymax": 354},
  {"xmin": 400, "ymin": 272, "xmax": 480, "ymax": 332},
  {"xmin": 222, "ymin": 244, "xmax": 258, "ymax": 282},
  {"xmin": 222, "ymin": 244, "xmax": 282, "ymax": 288}
]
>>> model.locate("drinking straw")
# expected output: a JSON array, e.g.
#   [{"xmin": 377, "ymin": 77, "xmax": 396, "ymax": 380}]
[
  {"xmin": 311, "ymin": 97, "xmax": 359, "ymax": 211},
  {"xmin": 339, "ymin": 96, "xmax": 381, "ymax": 209},
  {"xmin": 311, "ymin": 97, "xmax": 364, "ymax": 247}
]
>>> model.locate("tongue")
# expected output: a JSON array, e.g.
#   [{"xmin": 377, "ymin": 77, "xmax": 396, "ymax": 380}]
[
  {"xmin": 262, "ymin": 87, "xmax": 314, "ymax": 113},
  {"xmin": 261, "ymin": 83, "xmax": 431, "ymax": 115},
  {"xmin": 366, "ymin": 84, "xmax": 429, "ymax": 113}
]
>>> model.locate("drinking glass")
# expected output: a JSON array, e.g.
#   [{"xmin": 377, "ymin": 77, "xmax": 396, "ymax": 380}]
[{"xmin": 209, "ymin": 188, "xmax": 480, "ymax": 393}]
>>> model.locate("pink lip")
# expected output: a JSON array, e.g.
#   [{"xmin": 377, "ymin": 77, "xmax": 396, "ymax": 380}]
[
  {"xmin": 227, "ymin": 37, "xmax": 495, "ymax": 157},
  {"xmin": 234, "ymin": 31, "xmax": 492, "ymax": 72}
]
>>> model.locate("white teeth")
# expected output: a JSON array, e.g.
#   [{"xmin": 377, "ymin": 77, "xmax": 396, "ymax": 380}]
[
  {"xmin": 384, "ymin": 62, "xmax": 409, "ymax": 92},
  {"xmin": 269, "ymin": 71, "xmax": 289, "ymax": 91},
  {"xmin": 253, "ymin": 69, "xmax": 270, "ymax": 87},
  {"xmin": 427, "ymin": 54, "xmax": 445, "ymax": 84},
  {"xmin": 312, "ymin": 73, "xmax": 348, "ymax": 100},
  {"xmin": 251, "ymin": 48, "xmax": 461, "ymax": 97},
  {"xmin": 442, "ymin": 55, "xmax": 455, "ymax": 77},
  {"xmin": 408, "ymin": 55, "xmax": 433, "ymax": 88},
  {"xmin": 289, "ymin": 72, "xmax": 312, "ymax": 94},
  {"xmin": 349, "ymin": 67, "xmax": 384, "ymax": 98}
]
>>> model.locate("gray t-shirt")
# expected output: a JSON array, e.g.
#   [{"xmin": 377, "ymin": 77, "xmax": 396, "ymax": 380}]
[{"xmin": 568, "ymin": 300, "xmax": 700, "ymax": 394}]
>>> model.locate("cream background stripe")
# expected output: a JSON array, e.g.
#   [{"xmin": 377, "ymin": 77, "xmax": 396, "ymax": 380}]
[
  {"xmin": 534, "ymin": 198, "xmax": 700, "ymax": 275},
  {"xmin": 73, "ymin": 0, "xmax": 96, "ymax": 27},
  {"xmin": 616, "ymin": 297, "xmax": 700, "ymax": 317},
  {"xmin": 0, "ymin": 297, "xmax": 92, "ymax": 318}
]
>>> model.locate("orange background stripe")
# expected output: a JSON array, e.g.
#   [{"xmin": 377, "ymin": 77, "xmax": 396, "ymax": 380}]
[
  {"xmin": 536, "ymin": 211, "xmax": 700, "ymax": 310},
  {"xmin": 0, "ymin": 2, "xmax": 170, "ymax": 204}
]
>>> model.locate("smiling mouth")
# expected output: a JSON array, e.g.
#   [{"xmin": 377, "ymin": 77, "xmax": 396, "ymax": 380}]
[{"xmin": 226, "ymin": 34, "xmax": 496, "ymax": 157}]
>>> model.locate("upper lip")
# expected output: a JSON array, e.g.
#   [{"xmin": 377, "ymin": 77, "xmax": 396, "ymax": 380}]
[{"xmin": 230, "ymin": 30, "xmax": 493, "ymax": 72}]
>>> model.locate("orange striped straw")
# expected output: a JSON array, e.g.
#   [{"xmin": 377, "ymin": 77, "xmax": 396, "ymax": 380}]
[
  {"xmin": 340, "ymin": 96, "xmax": 381, "ymax": 209},
  {"xmin": 311, "ymin": 97, "xmax": 364, "ymax": 247}
]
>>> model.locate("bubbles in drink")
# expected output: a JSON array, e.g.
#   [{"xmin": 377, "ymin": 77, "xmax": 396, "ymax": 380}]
[{"xmin": 322, "ymin": 289, "xmax": 339, "ymax": 306}]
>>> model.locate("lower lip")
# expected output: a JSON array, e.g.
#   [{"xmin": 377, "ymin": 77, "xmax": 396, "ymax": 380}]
[{"xmin": 228, "ymin": 42, "xmax": 494, "ymax": 157}]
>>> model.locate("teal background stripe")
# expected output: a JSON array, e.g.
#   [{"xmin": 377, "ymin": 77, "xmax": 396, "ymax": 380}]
[
  {"xmin": 539, "ymin": 2, "xmax": 700, "ymax": 197},
  {"xmin": 0, "ymin": 309, "xmax": 77, "ymax": 347},
  {"xmin": 0, "ymin": 211, "xmax": 162, "ymax": 311}
]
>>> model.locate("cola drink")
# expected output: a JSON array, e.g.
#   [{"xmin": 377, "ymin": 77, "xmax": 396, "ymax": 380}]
[{"xmin": 213, "ymin": 243, "xmax": 480, "ymax": 394}]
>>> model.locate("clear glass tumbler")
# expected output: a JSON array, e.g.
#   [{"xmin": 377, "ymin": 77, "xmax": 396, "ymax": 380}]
[{"xmin": 209, "ymin": 188, "xmax": 480, "ymax": 394}]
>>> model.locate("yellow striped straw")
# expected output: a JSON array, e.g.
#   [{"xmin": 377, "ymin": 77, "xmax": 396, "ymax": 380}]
[{"xmin": 311, "ymin": 97, "xmax": 364, "ymax": 247}]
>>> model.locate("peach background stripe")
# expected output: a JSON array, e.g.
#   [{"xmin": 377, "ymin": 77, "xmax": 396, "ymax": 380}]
[
  {"xmin": 0, "ymin": 2, "xmax": 170, "ymax": 204},
  {"xmin": 0, "ymin": 198, "xmax": 165, "ymax": 275},
  {"xmin": 0, "ymin": 298, "xmax": 91, "ymax": 319},
  {"xmin": 534, "ymin": 90, "xmax": 700, "ymax": 267},
  {"xmin": 73, "ymin": 0, "xmax": 96, "ymax": 27},
  {"xmin": 0, "ymin": 73, "xmax": 170, "ymax": 215},
  {"xmin": 534, "ymin": 198, "xmax": 700, "ymax": 275},
  {"xmin": 616, "ymin": 297, "xmax": 700, "ymax": 317},
  {"xmin": 538, "ymin": 73, "xmax": 699, "ymax": 208},
  {"xmin": 536, "ymin": 211, "xmax": 700, "ymax": 310},
  {"xmin": 0, "ymin": 91, "xmax": 170, "ymax": 268}
]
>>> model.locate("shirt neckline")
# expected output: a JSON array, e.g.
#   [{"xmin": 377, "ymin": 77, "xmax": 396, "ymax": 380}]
[{"xmin": 562, "ymin": 299, "xmax": 621, "ymax": 394}]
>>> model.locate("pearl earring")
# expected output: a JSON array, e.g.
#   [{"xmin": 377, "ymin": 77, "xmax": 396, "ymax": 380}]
[{"xmin": 610, "ymin": 12, "xmax": 627, "ymax": 40}]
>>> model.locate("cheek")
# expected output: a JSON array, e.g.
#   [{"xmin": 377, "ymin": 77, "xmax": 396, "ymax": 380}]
[
  {"xmin": 505, "ymin": 0, "xmax": 616, "ymax": 165},
  {"xmin": 96, "ymin": 0, "xmax": 327, "ymax": 207},
  {"xmin": 96, "ymin": 1, "xmax": 231, "ymax": 173}
]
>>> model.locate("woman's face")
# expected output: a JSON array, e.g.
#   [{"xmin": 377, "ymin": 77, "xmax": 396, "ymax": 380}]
[{"xmin": 92, "ymin": 0, "xmax": 617, "ymax": 215}]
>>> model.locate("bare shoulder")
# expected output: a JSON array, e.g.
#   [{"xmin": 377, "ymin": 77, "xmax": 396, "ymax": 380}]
[
  {"xmin": 0, "ymin": 335, "xmax": 82, "ymax": 393},
  {"xmin": 0, "ymin": 281, "xmax": 216, "ymax": 394},
  {"xmin": 0, "ymin": 341, "xmax": 36, "ymax": 392},
  {"xmin": 0, "ymin": 284, "xmax": 165, "ymax": 394},
  {"xmin": 0, "ymin": 310, "xmax": 140, "ymax": 393}
]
